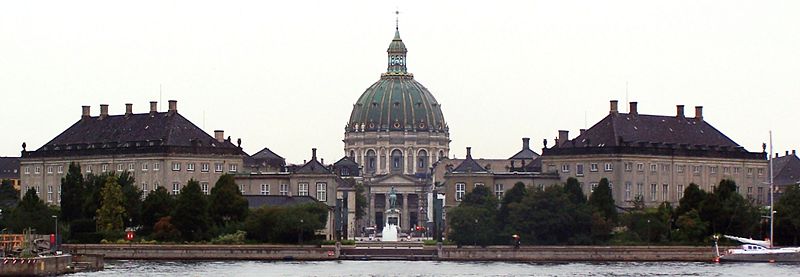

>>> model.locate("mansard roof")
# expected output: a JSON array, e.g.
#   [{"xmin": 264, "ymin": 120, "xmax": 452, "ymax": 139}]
[{"xmin": 773, "ymin": 152, "xmax": 800, "ymax": 186}]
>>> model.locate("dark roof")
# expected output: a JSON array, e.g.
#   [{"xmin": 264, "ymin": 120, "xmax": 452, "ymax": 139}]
[
  {"xmin": 544, "ymin": 112, "xmax": 764, "ymax": 160},
  {"xmin": 452, "ymin": 148, "xmax": 487, "ymax": 173},
  {"xmin": 245, "ymin": 148, "xmax": 286, "ymax": 168},
  {"xmin": 510, "ymin": 138, "xmax": 540, "ymax": 160},
  {"xmin": 334, "ymin": 156, "xmax": 358, "ymax": 167},
  {"xmin": 0, "ymin": 157, "xmax": 19, "ymax": 180},
  {"xmin": 24, "ymin": 110, "xmax": 240, "ymax": 158},
  {"xmin": 294, "ymin": 149, "xmax": 333, "ymax": 174},
  {"xmin": 773, "ymin": 153, "xmax": 800, "ymax": 186},
  {"xmin": 244, "ymin": 195, "xmax": 317, "ymax": 209}
]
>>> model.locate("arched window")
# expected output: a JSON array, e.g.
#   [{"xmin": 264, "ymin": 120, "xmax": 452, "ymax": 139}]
[
  {"xmin": 366, "ymin": 150, "xmax": 376, "ymax": 172},
  {"xmin": 391, "ymin": 149, "xmax": 403, "ymax": 171},
  {"xmin": 417, "ymin": 150, "xmax": 428, "ymax": 169}
]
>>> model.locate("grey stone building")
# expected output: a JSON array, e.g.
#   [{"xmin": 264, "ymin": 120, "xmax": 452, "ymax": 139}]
[{"xmin": 19, "ymin": 100, "xmax": 244, "ymax": 204}]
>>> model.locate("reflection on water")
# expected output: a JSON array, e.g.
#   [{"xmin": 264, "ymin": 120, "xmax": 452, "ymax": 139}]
[{"xmin": 71, "ymin": 260, "xmax": 799, "ymax": 277}]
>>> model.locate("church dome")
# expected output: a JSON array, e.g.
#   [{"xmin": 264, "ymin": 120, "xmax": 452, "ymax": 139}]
[{"xmin": 347, "ymin": 29, "xmax": 447, "ymax": 133}]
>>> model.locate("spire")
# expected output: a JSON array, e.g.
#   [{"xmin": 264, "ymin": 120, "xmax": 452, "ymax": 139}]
[{"xmin": 386, "ymin": 10, "xmax": 408, "ymax": 75}]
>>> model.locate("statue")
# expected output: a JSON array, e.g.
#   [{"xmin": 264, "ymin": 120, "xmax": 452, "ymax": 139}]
[{"xmin": 388, "ymin": 186, "xmax": 398, "ymax": 209}]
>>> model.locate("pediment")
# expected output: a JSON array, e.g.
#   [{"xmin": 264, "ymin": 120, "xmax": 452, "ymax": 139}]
[{"xmin": 372, "ymin": 174, "xmax": 417, "ymax": 185}]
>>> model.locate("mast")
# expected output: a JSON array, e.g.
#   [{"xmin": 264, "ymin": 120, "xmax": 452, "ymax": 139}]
[{"xmin": 769, "ymin": 131, "xmax": 774, "ymax": 247}]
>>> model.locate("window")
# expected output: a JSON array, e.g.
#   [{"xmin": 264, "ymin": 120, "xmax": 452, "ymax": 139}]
[
  {"xmin": 47, "ymin": 166, "xmax": 53, "ymax": 174},
  {"xmin": 58, "ymin": 186, "xmax": 61, "ymax": 203},
  {"xmin": 576, "ymin": 164, "xmax": 584, "ymax": 176},
  {"xmin": 316, "ymin": 182, "xmax": 327, "ymax": 202},
  {"xmin": 662, "ymin": 184, "xmax": 669, "ymax": 201},
  {"xmin": 538, "ymin": 184, "xmax": 545, "ymax": 191},
  {"xmin": 366, "ymin": 150, "xmax": 376, "ymax": 172},
  {"xmin": 637, "ymin": 163, "xmax": 644, "ymax": 171},
  {"xmin": 128, "ymin": 163, "xmax": 134, "ymax": 171},
  {"xmin": 142, "ymin": 163, "xmax": 148, "ymax": 171},
  {"xmin": 117, "ymin": 164, "xmax": 124, "ymax": 172},
  {"xmin": 187, "ymin": 163, "xmax": 195, "ymax": 171},
  {"xmin": 35, "ymin": 166, "xmax": 41, "ymax": 174},
  {"xmin": 280, "ymin": 183, "xmax": 289, "ymax": 196},
  {"xmin": 747, "ymin": 186, "xmax": 753, "ymax": 200},
  {"xmin": 692, "ymin": 165, "xmax": 701, "ymax": 174},
  {"xmin": 201, "ymin": 163, "xmax": 210, "ymax": 172},
  {"xmin": 637, "ymin": 183, "xmax": 644, "ymax": 197},
  {"xmin": 229, "ymin": 164, "xmax": 238, "ymax": 172},
  {"xmin": 172, "ymin": 162, "xmax": 181, "ymax": 171},
  {"xmin": 391, "ymin": 150, "xmax": 403, "ymax": 170},
  {"xmin": 676, "ymin": 165, "xmax": 684, "ymax": 173},
  {"xmin": 340, "ymin": 168, "xmax": 350, "ymax": 176},
  {"xmin": 455, "ymin": 183, "xmax": 466, "ymax": 201},
  {"xmin": 418, "ymin": 150, "xmax": 428, "ymax": 169},
  {"xmin": 261, "ymin": 184, "xmax": 270, "ymax": 195},
  {"xmin": 625, "ymin": 182, "xmax": 632, "ymax": 201},
  {"xmin": 201, "ymin": 182, "xmax": 209, "ymax": 195},
  {"xmin": 141, "ymin": 183, "xmax": 148, "ymax": 199},
  {"xmin": 723, "ymin": 167, "xmax": 731, "ymax": 175},
  {"xmin": 240, "ymin": 184, "xmax": 246, "ymax": 194},
  {"xmin": 86, "ymin": 165, "xmax": 92, "ymax": 173},
  {"xmin": 661, "ymin": 164, "xmax": 670, "ymax": 172},
  {"xmin": 734, "ymin": 167, "xmax": 741, "ymax": 174},
  {"xmin": 590, "ymin": 163, "xmax": 598, "ymax": 172},
  {"xmin": 58, "ymin": 165, "xmax": 64, "ymax": 174},
  {"xmin": 625, "ymin": 163, "xmax": 632, "ymax": 171},
  {"xmin": 24, "ymin": 166, "xmax": 30, "ymax": 174},
  {"xmin": 604, "ymin": 163, "xmax": 613, "ymax": 172},
  {"xmin": 36, "ymin": 185, "xmax": 41, "ymax": 195},
  {"xmin": 153, "ymin": 162, "xmax": 160, "ymax": 171},
  {"xmin": 590, "ymin": 182, "xmax": 598, "ymax": 193},
  {"xmin": 650, "ymin": 184, "xmax": 657, "ymax": 201},
  {"xmin": 561, "ymin": 164, "xmax": 570, "ymax": 173},
  {"xmin": 757, "ymin": 187, "xmax": 764, "ymax": 204},
  {"xmin": 758, "ymin": 168, "xmax": 764, "ymax": 176},
  {"xmin": 495, "ymin": 183, "xmax": 504, "ymax": 199},
  {"xmin": 172, "ymin": 183, "xmax": 181, "ymax": 195},
  {"xmin": 710, "ymin": 166, "xmax": 718, "ymax": 174},
  {"xmin": 474, "ymin": 182, "xmax": 484, "ymax": 188},
  {"xmin": 47, "ymin": 185, "xmax": 53, "ymax": 203},
  {"xmin": 101, "ymin": 164, "xmax": 108, "ymax": 172},
  {"xmin": 215, "ymin": 163, "xmax": 223, "ymax": 172},
  {"xmin": 747, "ymin": 168, "xmax": 753, "ymax": 176},
  {"xmin": 298, "ymin": 183, "xmax": 309, "ymax": 196},
  {"xmin": 650, "ymin": 164, "xmax": 657, "ymax": 172}
]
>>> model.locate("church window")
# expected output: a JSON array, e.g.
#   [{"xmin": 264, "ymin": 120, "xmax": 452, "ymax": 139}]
[
  {"xmin": 418, "ymin": 150, "xmax": 428, "ymax": 169},
  {"xmin": 391, "ymin": 149, "xmax": 403, "ymax": 170}
]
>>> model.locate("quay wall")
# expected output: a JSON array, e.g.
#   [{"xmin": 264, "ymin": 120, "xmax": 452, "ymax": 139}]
[
  {"xmin": 438, "ymin": 245, "xmax": 723, "ymax": 262},
  {"xmin": 0, "ymin": 255, "xmax": 72, "ymax": 276},
  {"xmin": 63, "ymin": 244, "xmax": 338, "ymax": 261}
]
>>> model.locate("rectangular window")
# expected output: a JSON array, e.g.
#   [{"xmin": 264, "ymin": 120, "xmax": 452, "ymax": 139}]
[
  {"xmin": 58, "ymin": 186, "xmax": 61, "ymax": 203},
  {"xmin": 474, "ymin": 182, "xmax": 484, "ymax": 188},
  {"xmin": 662, "ymin": 184, "xmax": 669, "ymax": 201},
  {"xmin": 734, "ymin": 167, "xmax": 741, "ymax": 174},
  {"xmin": 35, "ymin": 166, "xmax": 41, "ymax": 174},
  {"xmin": 576, "ymin": 164, "xmax": 584, "ymax": 176},
  {"xmin": 201, "ymin": 182, "xmax": 209, "ymax": 195},
  {"xmin": 757, "ymin": 187, "xmax": 764, "ymax": 204},
  {"xmin": 650, "ymin": 184, "xmax": 657, "ymax": 201},
  {"xmin": 723, "ymin": 167, "xmax": 731, "ymax": 175},
  {"xmin": 153, "ymin": 162, "xmax": 160, "ymax": 171},
  {"xmin": 187, "ymin": 163, "xmax": 195, "ymax": 171},
  {"xmin": 677, "ymin": 184, "xmax": 684, "ymax": 199},
  {"xmin": 316, "ymin": 182, "xmax": 327, "ymax": 202},
  {"xmin": 747, "ymin": 186, "xmax": 753, "ymax": 200},
  {"xmin": 115, "ymin": 164, "xmax": 123, "ymax": 172},
  {"xmin": 495, "ymin": 183, "xmax": 504, "ymax": 199},
  {"xmin": 625, "ymin": 182, "xmax": 632, "ymax": 201},
  {"xmin": 693, "ymin": 165, "xmax": 701, "ymax": 174},
  {"xmin": 24, "ymin": 166, "xmax": 30, "ymax": 174},
  {"xmin": 590, "ymin": 182, "xmax": 598, "ymax": 193},
  {"xmin": 590, "ymin": 163, "xmax": 598, "ymax": 172},
  {"xmin": 47, "ymin": 185, "xmax": 53, "ymax": 203},
  {"xmin": 710, "ymin": 166, "xmax": 718, "ymax": 174},
  {"xmin": 456, "ymin": 183, "xmax": 466, "ymax": 201},
  {"xmin": 141, "ymin": 183, "xmax": 148, "ymax": 199},
  {"xmin": 625, "ymin": 162, "xmax": 632, "ymax": 172},
  {"xmin": 637, "ymin": 183, "xmax": 644, "ymax": 197},
  {"xmin": 676, "ymin": 165, "xmax": 684, "ymax": 173},
  {"xmin": 604, "ymin": 163, "xmax": 613, "ymax": 172},
  {"xmin": 142, "ymin": 163, "xmax": 148, "ymax": 171},
  {"xmin": 86, "ymin": 165, "xmax": 92, "ymax": 173},
  {"xmin": 201, "ymin": 163, "xmax": 210, "ymax": 172},
  {"xmin": 298, "ymin": 183, "xmax": 309, "ymax": 196},
  {"xmin": 637, "ymin": 163, "xmax": 644, "ymax": 171},
  {"xmin": 172, "ymin": 162, "xmax": 181, "ymax": 171},
  {"xmin": 172, "ymin": 183, "xmax": 181, "ymax": 195},
  {"xmin": 650, "ymin": 164, "xmax": 657, "ymax": 172},
  {"xmin": 229, "ymin": 164, "xmax": 238, "ymax": 172},
  {"xmin": 538, "ymin": 184, "xmax": 545, "ymax": 191},
  {"xmin": 47, "ymin": 166, "xmax": 53, "ymax": 174},
  {"xmin": 215, "ymin": 163, "xmax": 223, "ymax": 172},
  {"xmin": 747, "ymin": 168, "xmax": 753, "ymax": 176},
  {"xmin": 100, "ymin": 164, "xmax": 108, "ymax": 172},
  {"xmin": 261, "ymin": 184, "xmax": 270, "ymax": 195},
  {"xmin": 758, "ymin": 168, "xmax": 764, "ymax": 176},
  {"xmin": 340, "ymin": 168, "xmax": 350, "ymax": 176},
  {"xmin": 280, "ymin": 183, "xmax": 289, "ymax": 196},
  {"xmin": 561, "ymin": 164, "xmax": 570, "ymax": 173},
  {"xmin": 240, "ymin": 184, "xmax": 246, "ymax": 194}
]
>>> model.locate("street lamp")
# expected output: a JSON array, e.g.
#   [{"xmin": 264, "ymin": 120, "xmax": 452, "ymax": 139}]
[{"xmin": 51, "ymin": 215, "xmax": 58, "ymax": 251}]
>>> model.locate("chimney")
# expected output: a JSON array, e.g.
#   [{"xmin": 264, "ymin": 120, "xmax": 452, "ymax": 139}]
[
  {"xmin": 168, "ymin": 100, "xmax": 177, "ymax": 112},
  {"xmin": 558, "ymin": 130, "xmax": 569, "ymax": 146},
  {"xmin": 793, "ymin": 150, "xmax": 796, "ymax": 156},
  {"xmin": 776, "ymin": 153, "xmax": 779, "ymax": 158},
  {"xmin": 695, "ymin": 106, "xmax": 703, "ymax": 121},
  {"xmin": 787, "ymin": 151, "xmax": 790, "ymax": 156},
  {"xmin": 150, "ymin": 101, "xmax": 158, "ymax": 113},
  {"xmin": 214, "ymin": 130, "xmax": 224, "ymax": 143},
  {"xmin": 99, "ymin": 104, "xmax": 109, "ymax": 119},
  {"xmin": 466, "ymin": 147, "xmax": 472, "ymax": 158},
  {"xmin": 81, "ymin": 106, "xmax": 90, "ymax": 118},
  {"xmin": 629, "ymin": 102, "xmax": 638, "ymax": 115},
  {"xmin": 321, "ymin": 158, "xmax": 324, "ymax": 164},
  {"xmin": 522, "ymin": 137, "xmax": 530, "ymax": 150},
  {"xmin": 312, "ymin": 148, "xmax": 318, "ymax": 160},
  {"xmin": 610, "ymin": 100, "xmax": 619, "ymax": 114},
  {"xmin": 125, "ymin": 103, "xmax": 133, "ymax": 115},
  {"xmin": 579, "ymin": 129, "xmax": 586, "ymax": 135},
  {"xmin": 676, "ymin": 105, "xmax": 685, "ymax": 118}
]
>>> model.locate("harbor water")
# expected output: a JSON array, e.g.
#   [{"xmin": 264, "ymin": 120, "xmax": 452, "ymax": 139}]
[{"xmin": 70, "ymin": 260, "xmax": 800, "ymax": 276}]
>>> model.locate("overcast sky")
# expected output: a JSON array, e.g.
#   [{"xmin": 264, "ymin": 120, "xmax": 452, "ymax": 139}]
[{"xmin": 1, "ymin": 1, "xmax": 798, "ymax": 164}]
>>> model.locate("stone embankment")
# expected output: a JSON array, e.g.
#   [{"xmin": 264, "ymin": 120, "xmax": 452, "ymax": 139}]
[
  {"xmin": 438, "ymin": 245, "xmax": 723, "ymax": 262},
  {"xmin": 63, "ymin": 244, "xmax": 338, "ymax": 260}
]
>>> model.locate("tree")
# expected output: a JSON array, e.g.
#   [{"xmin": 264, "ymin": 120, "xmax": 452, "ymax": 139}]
[
  {"xmin": 589, "ymin": 178, "xmax": 617, "ymax": 223},
  {"xmin": 96, "ymin": 175, "xmax": 125, "ymax": 233},
  {"xmin": 118, "ymin": 171, "xmax": 142, "ymax": 228},
  {"xmin": 209, "ymin": 174, "xmax": 248, "ymax": 225},
  {"xmin": 498, "ymin": 182, "xmax": 527, "ymax": 232},
  {"xmin": 775, "ymin": 184, "xmax": 800, "ymax": 245},
  {"xmin": 564, "ymin": 177, "xmax": 586, "ymax": 205},
  {"xmin": 244, "ymin": 203, "xmax": 329, "ymax": 243},
  {"xmin": 9, "ymin": 189, "xmax": 55, "ymax": 234},
  {"xmin": 447, "ymin": 185, "xmax": 499, "ymax": 245},
  {"xmin": 82, "ymin": 173, "xmax": 107, "ymax": 220},
  {"xmin": 354, "ymin": 183, "xmax": 367, "ymax": 221},
  {"xmin": 141, "ymin": 186, "xmax": 174, "ymax": 235},
  {"xmin": 676, "ymin": 183, "xmax": 705, "ymax": 217},
  {"xmin": 700, "ymin": 179, "xmax": 759, "ymax": 238},
  {"xmin": 151, "ymin": 216, "xmax": 182, "ymax": 242},
  {"xmin": 507, "ymin": 185, "xmax": 592, "ymax": 245},
  {"xmin": 0, "ymin": 179, "xmax": 19, "ymax": 208},
  {"xmin": 172, "ymin": 179, "xmax": 210, "ymax": 241},
  {"xmin": 461, "ymin": 185, "xmax": 498, "ymax": 210},
  {"xmin": 60, "ymin": 162, "xmax": 85, "ymax": 223}
]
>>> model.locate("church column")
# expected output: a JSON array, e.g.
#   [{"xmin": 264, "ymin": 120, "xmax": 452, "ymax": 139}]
[
  {"xmin": 402, "ymin": 193, "xmax": 409, "ymax": 231},
  {"xmin": 384, "ymin": 150, "xmax": 391, "ymax": 174},
  {"xmin": 407, "ymin": 147, "xmax": 414, "ymax": 175}
]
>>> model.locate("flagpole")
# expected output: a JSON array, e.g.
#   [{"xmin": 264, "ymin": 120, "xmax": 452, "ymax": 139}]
[{"xmin": 769, "ymin": 130, "xmax": 774, "ymax": 247}]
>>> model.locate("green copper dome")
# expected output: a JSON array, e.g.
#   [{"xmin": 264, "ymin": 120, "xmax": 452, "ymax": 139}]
[{"xmin": 347, "ymin": 29, "xmax": 447, "ymax": 133}]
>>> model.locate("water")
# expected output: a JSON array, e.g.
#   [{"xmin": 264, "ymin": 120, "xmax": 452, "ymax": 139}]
[
  {"xmin": 382, "ymin": 224, "xmax": 399, "ymax": 242},
  {"xmin": 71, "ymin": 260, "xmax": 800, "ymax": 276}
]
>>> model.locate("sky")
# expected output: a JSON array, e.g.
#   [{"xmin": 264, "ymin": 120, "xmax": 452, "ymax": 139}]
[{"xmin": 1, "ymin": 0, "xmax": 798, "ymax": 164}]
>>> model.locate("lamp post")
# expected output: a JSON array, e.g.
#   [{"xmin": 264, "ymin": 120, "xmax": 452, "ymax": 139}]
[
  {"xmin": 298, "ymin": 219, "xmax": 304, "ymax": 245},
  {"xmin": 51, "ymin": 215, "xmax": 58, "ymax": 251}
]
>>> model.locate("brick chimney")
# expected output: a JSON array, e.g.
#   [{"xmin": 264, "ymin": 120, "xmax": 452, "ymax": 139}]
[
  {"xmin": 610, "ymin": 100, "xmax": 619, "ymax": 114},
  {"xmin": 81, "ymin": 106, "xmax": 90, "ymax": 119},
  {"xmin": 312, "ymin": 148, "xmax": 318, "ymax": 160},
  {"xmin": 168, "ymin": 100, "xmax": 177, "ymax": 113},
  {"xmin": 99, "ymin": 104, "xmax": 109, "ymax": 119},
  {"xmin": 522, "ymin": 137, "xmax": 530, "ymax": 150},
  {"xmin": 579, "ymin": 129, "xmax": 586, "ymax": 135},
  {"xmin": 629, "ymin": 102, "xmax": 638, "ymax": 115},
  {"xmin": 125, "ymin": 103, "xmax": 133, "ymax": 115},
  {"xmin": 214, "ymin": 130, "xmax": 224, "ymax": 142},
  {"xmin": 466, "ymin": 147, "xmax": 472, "ymax": 158},
  {"xmin": 676, "ymin": 105, "xmax": 685, "ymax": 118},
  {"xmin": 793, "ymin": 150, "xmax": 796, "ymax": 156},
  {"xmin": 558, "ymin": 130, "xmax": 569, "ymax": 146},
  {"xmin": 695, "ymin": 106, "xmax": 703, "ymax": 122},
  {"xmin": 150, "ymin": 101, "xmax": 158, "ymax": 114}
]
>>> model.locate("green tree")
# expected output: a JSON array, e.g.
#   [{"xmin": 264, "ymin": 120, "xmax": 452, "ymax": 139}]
[
  {"xmin": 498, "ymin": 182, "xmax": 527, "ymax": 233},
  {"xmin": 700, "ymin": 179, "xmax": 759, "ymax": 238},
  {"xmin": 564, "ymin": 177, "xmax": 586, "ymax": 205},
  {"xmin": 673, "ymin": 209, "xmax": 708, "ymax": 243},
  {"xmin": 82, "ymin": 173, "xmax": 107, "ymax": 220},
  {"xmin": 209, "ymin": 174, "xmax": 248, "ymax": 225},
  {"xmin": 675, "ymin": 183, "xmax": 706, "ymax": 217},
  {"xmin": 355, "ymin": 183, "xmax": 367, "ymax": 221},
  {"xmin": 244, "ymin": 202, "xmax": 329, "ymax": 243},
  {"xmin": 507, "ymin": 185, "xmax": 592, "ymax": 245},
  {"xmin": 9, "ymin": 189, "xmax": 55, "ymax": 234},
  {"xmin": 775, "ymin": 184, "xmax": 800, "ymax": 245},
  {"xmin": 589, "ymin": 178, "xmax": 617, "ymax": 223},
  {"xmin": 447, "ymin": 185, "xmax": 499, "ymax": 245},
  {"xmin": 96, "ymin": 175, "xmax": 125, "ymax": 232},
  {"xmin": 141, "ymin": 186, "xmax": 174, "ymax": 235},
  {"xmin": 117, "ymin": 171, "xmax": 142, "ymax": 228},
  {"xmin": 60, "ymin": 162, "xmax": 85, "ymax": 222},
  {"xmin": 172, "ymin": 179, "xmax": 210, "ymax": 241}
]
